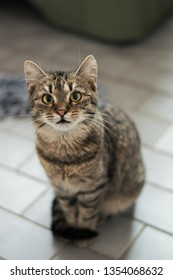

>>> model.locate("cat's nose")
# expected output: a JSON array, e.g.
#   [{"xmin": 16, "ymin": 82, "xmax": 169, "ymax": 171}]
[{"xmin": 57, "ymin": 109, "xmax": 67, "ymax": 117}]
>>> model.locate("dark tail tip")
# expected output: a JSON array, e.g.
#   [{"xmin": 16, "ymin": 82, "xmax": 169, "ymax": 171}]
[
  {"xmin": 61, "ymin": 227, "xmax": 98, "ymax": 240},
  {"xmin": 52, "ymin": 224, "xmax": 98, "ymax": 240}
]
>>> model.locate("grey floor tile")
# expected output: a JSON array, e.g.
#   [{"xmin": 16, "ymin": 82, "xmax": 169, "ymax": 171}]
[
  {"xmin": 131, "ymin": 183, "xmax": 173, "ymax": 234},
  {"xmin": 142, "ymin": 147, "xmax": 173, "ymax": 191},
  {"xmin": 19, "ymin": 153, "xmax": 49, "ymax": 183},
  {"xmin": 96, "ymin": 52, "xmax": 133, "ymax": 79},
  {"xmin": 155, "ymin": 125, "xmax": 173, "ymax": 155},
  {"xmin": 124, "ymin": 64, "xmax": 173, "ymax": 94},
  {"xmin": 23, "ymin": 190, "xmax": 54, "ymax": 228},
  {"xmin": 0, "ymin": 208, "xmax": 65, "ymax": 260},
  {"xmin": 129, "ymin": 111, "xmax": 168, "ymax": 145},
  {"xmin": 101, "ymin": 79, "xmax": 150, "ymax": 111},
  {"xmin": 122, "ymin": 227, "xmax": 173, "ymax": 260},
  {"xmin": 54, "ymin": 243, "xmax": 113, "ymax": 260},
  {"xmin": 89, "ymin": 216, "xmax": 144, "ymax": 259},
  {"xmin": 0, "ymin": 119, "xmax": 16, "ymax": 129},
  {"xmin": 8, "ymin": 119, "xmax": 35, "ymax": 139},
  {"xmin": 138, "ymin": 94, "xmax": 173, "ymax": 122},
  {"xmin": 120, "ymin": 46, "xmax": 173, "ymax": 72},
  {"xmin": 0, "ymin": 167, "xmax": 48, "ymax": 214},
  {"xmin": 0, "ymin": 130, "xmax": 34, "ymax": 169},
  {"xmin": 152, "ymin": 71, "xmax": 173, "ymax": 95}
]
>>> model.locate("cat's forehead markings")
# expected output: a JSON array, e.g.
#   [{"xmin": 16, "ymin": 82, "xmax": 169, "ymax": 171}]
[
  {"xmin": 72, "ymin": 82, "xmax": 77, "ymax": 90},
  {"xmin": 44, "ymin": 85, "xmax": 50, "ymax": 92},
  {"xmin": 63, "ymin": 82, "xmax": 70, "ymax": 92}
]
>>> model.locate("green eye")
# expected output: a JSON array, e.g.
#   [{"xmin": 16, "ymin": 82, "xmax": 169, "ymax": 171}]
[
  {"xmin": 42, "ymin": 94, "xmax": 54, "ymax": 105},
  {"xmin": 70, "ymin": 91, "xmax": 82, "ymax": 102}
]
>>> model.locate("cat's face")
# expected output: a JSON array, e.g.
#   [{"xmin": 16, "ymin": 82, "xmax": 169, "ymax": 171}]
[{"xmin": 24, "ymin": 55, "xmax": 98, "ymax": 132}]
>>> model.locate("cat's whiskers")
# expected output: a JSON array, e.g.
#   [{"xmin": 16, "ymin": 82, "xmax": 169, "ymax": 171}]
[
  {"xmin": 14, "ymin": 115, "xmax": 32, "ymax": 118},
  {"xmin": 97, "ymin": 119, "xmax": 118, "ymax": 141},
  {"xmin": 82, "ymin": 113, "xmax": 112, "ymax": 146},
  {"xmin": 93, "ymin": 115, "xmax": 118, "ymax": 141},
  {"xmin": 81, "ymin": 123, "xmax": 93, "ymax": 139},
  {"xmin": 36, "ymin": 122, "xmax": 48, "ymax": 138},
  {"xmin": 82, "ymin": 118, "xmax": 102, "ymax": 140},
  {"xmin": 87, "ymin": 118, "xmax": 112, "ymax": 146},
  {"xmin": 97, "ymin": 112, "xmax": 111, "ymax": 117}
]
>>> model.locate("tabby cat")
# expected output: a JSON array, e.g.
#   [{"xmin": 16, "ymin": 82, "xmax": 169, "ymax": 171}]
[{"xmin": 24, "ymin": 55, "xmax": 145, "ymax": 246}]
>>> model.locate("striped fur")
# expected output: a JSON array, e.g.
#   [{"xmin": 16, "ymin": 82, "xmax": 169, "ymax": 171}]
[{"xmin": 24, "ymin": 55, "xmax": 145, "ymax": 246}]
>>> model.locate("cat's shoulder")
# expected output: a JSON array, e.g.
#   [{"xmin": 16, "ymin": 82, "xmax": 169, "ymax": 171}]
[
  {"xmin": 98, "ymin": 101, "xmax": 139, "ymax": 143},
  {"xmin": 98, "ymin": 101, "xmax": 130, "ymax": 122}
]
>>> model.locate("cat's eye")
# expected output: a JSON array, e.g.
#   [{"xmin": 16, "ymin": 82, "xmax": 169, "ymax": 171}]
[
  {"xmin": 70, "ymin": 91, "xmax": 82, "ymax": 102},
  {"xmin": 42, "ymin": 94, "xmax": 54, "ymax": 105}
]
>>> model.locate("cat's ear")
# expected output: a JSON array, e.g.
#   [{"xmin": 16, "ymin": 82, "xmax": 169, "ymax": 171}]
[
  {"xmin": 24, "ymin": 60, "xmax": 47, "ymax": 91},
  {"xmin": 75, "ymin": 55, "xmax": 97, "ymax": 91}
]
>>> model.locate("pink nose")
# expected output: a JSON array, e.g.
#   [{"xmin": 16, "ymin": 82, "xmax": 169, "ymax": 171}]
[{"xmin": 58, "ymin": 110, "xmax": 66, "ymax": 117}]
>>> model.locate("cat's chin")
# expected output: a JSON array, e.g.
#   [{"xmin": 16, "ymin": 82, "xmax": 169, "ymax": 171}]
[{"xmin": 45, "ymin": 119, "xmax": 78, "ymax": 132}]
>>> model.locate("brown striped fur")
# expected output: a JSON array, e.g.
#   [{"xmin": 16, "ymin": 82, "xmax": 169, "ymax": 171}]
[{"xmin": 24, "ymin": 55, "xmax": 145, "ymax": 246}]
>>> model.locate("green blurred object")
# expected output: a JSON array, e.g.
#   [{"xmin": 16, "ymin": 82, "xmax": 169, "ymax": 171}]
[{"xmin": 27, "ymin": 0, "xmax": 173, "ymax": 42}]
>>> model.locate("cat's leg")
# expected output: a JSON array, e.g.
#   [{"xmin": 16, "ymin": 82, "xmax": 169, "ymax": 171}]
[
  {"xmin": 57, "ymin": 195, "xmax": 77, "ymax": 226},
  {"xmin": 77, "ymin": 186, "xmax": 106, "ymax": 230},
  {"xmin": 51, "ymin": 196, "xmax": 98, "ymax": 243},
  {"xmin": 51, "ymin": 196, "xmax": 69, "ymax": 237},
  {"xmin": 77, "ymin": 202, "xmax": 99, "ymax": 230},
  {"xmin": 74, "ymin": 194, "xmax": 104, "ymax": 247}
]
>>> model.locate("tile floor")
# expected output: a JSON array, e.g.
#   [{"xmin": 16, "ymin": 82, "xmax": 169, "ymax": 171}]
[{"xmin": 0, "ymin": 2, "xmax": 173, "ymax": 260}]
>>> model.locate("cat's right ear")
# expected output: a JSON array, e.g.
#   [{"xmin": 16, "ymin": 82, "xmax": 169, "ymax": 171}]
[{"xmin": 24, "ymin": 60, "xmax": 47, "ymax": 92}]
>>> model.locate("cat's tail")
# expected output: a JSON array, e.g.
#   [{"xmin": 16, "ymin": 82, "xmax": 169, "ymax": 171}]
[
  {"xmin": 0, "ymin": 76, "xmax": 29, "ymax": 119},
  {"xmin": 52, "ymin": 224, "xmax": 98, "ymax": 240},
  {"xmin": 51, "ymin": 197, "xmax": 98, "ymax": 240}
]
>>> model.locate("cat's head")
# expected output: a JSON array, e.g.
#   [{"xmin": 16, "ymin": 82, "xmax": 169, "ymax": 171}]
[{"xmin": 24, "ymin": 55, "xmax": 98, "ymax": 133}]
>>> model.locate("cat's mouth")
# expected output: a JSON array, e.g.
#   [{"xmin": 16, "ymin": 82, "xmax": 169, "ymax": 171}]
[{"xmin": 56, "ymin": 118, "xmax": 71, "ymax": 124}]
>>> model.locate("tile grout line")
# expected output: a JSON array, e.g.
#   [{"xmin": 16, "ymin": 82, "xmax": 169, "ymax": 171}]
[
  {"xmin": 0, "ymin": 205, "xmax": 51, "ymax": 231},
  {"xmin": 142, "ymin": 142, "xmax": 173, "ymax": 160},
  {"xmin": 0, "ymin": 124, "xmax": 35, "ymax": 141},
  {"xmin": 144, "ymin": 180, "xmax": 173, "ymax": 195},
  {"xmin": 49, "ymin": 241, "xmax": 69, "ymax": 260},
  {"xmin": 153, "ymin": 146, "xmax": 173, "ymax": 158},
  {"xmin": 117, "ymin": 224, "xmax": 146, "ymax": 260},
  {"xmin": 134, "ymin": 107, "xmax": 173, "ymax": 123},
  {"xmin": 102, "ymin": 71, "xmax": 173, "ymax": 101},
  {"xmin": 52, "ymin": 241, "xmax": 115, "ymax": 260},
  {"xmin": 123, "ymin": 214, "xmax": 173, "ymax": 239},
  {"xmin": 148, "ymin": 123, "xmax": 171, "ymax": 146},
  {"xmin": 21, "ymin": 188, "xmax": 51, "ymax": 215},
  {"xmin": 0, "ymin": 162, "xmax": 50, "ymax": 186},
  {"xmin": 16, "ymin": 152, "xmax": 35, "ymax": 171},
  {"xmin": 85, "ymin": 217, "xmax": 146, "ymax": 260}
]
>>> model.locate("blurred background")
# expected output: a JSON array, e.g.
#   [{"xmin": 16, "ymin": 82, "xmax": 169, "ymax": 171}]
[{"xmin": 0, "ymin": 0, "xmax": 173, "ymax": 260}]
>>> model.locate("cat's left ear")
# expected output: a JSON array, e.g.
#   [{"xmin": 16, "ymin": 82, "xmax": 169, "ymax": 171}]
[
  {"xmin": 75, "ymin": 55, "xmax": 97, "ymax": 91},
  {"xmin": 24, "ymin": 60, "xmax": 47, "ymax": 90}
]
